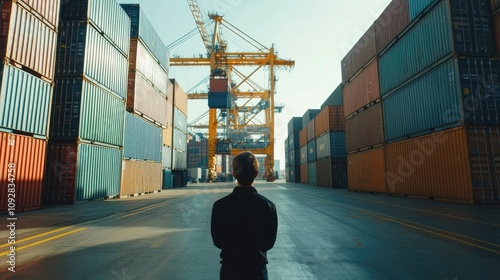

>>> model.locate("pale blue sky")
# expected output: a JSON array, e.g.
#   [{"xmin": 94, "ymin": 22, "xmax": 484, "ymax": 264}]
[{"xmin": 118, "ymin": 0, "xmax": 393, "ymax": 170}]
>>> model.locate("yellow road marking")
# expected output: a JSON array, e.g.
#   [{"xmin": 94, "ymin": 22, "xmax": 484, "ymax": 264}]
[
  {"xmin": 0, "ymin": 226, "xmax": 73, "ymax": 249},
  {"xmin": 1, "ymin": 228, "xmax": 85, "ymax": 256}
]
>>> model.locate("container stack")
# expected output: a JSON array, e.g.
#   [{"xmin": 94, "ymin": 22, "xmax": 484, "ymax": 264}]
[
  {"xmin": 44, "ymin": 0, "xmax": 130, "ymax": 204},
  {"xmin": 285, "ymin": 117, "xmax": 302, "ymax": 182},
  {"xmin": 298, "ymin": 109, "xmax": 321, "ymax": 185},
  {"xmin": 187, "ymin": 137, "xmax": 209, "ymax": 170},
  {"xmin": 380, "ymin": 0, "xmax": 500, "ymax": 203},
  {"xmin": 0, "ymin": 0, "xmax": 60, "ymax": 212},
  {"xmin": 120, "ymin": 4, "xmax": 168, "ymax": 196}
]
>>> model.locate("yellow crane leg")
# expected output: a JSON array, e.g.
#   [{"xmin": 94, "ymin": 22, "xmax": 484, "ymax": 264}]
[{"xmin": 208, "ymin": 108, "xmax": 217, "ymax": 182}]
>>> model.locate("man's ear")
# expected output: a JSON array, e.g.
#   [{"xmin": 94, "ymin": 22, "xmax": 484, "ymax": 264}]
[{"xmin": 254, "ymin": 170, "xmax": 259, "ymax": 178}]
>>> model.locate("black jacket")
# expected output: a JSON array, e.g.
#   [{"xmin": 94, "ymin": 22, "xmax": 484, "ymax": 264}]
[{"xmin": 211, "ymin": 186, "xmax": 278, "ymax": 266}]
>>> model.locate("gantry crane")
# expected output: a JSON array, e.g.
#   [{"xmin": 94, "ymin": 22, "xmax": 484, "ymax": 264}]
[{"xmin": 171, "ymin": 0, "xmax": 294, "ymax": 182}]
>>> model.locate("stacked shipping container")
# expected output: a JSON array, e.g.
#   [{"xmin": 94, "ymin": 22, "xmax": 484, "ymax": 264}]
[
  {"xmin": 168, "ymin": 79, "xmax": 188, "ymax": 188},
  {"xmin": 44, "ymin": 0, "xmax": 130, "ymax": 204},
  {"xmin": 285, "ymin": 117, "xmax": 302, "ymax": 183},
  {"xmin": 0, "ymin": 0, "xmax": 60, "ymax": 212}
]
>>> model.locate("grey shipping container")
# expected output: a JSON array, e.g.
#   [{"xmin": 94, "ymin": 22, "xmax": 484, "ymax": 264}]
[
  {"xmin": 316, "ymin": 132, "xmax": 346, "ymax": 159},
  {"xmin": 288, "ymin": 117, "xmax": 303, "ymax": 136},
  {"xmin": 172, "ymin": 149, "xmax": 187, "ymax": 170},
  {"xmin": 379, "ymin": 0, "xmax": 497, "ymax": 96},
  {"xmin": 308, "ymin": 162, "xmax": 317, "ymax": 186},
  {"xmin": 173, "ymin": 128, "xmax": 187, "ymax": 152},
  {"xmin": 1, "ymin": 1, "xmax": 57, "ymax": 80},
  {"xmin": 59, "ymin": 0, "xmax": 131, "ymax": 56},
  {"xmin": 345, "ymin": 102, "xmax": 385, "ymax": 152},
  {"xmin": 50, "ymin": 77, "xmax": 125, "ymax": 147},
  {"xmin": 383, "ymin": 58, "xmax": 500, "ymax": 143},
  {"xmin": 0, "ymin": 64, "xmax": 52, "ymax": 137},
  {"xmin": 288, "ymin": 148, "xmax": 300, "ymax": 167},
  {"xmin": 321, "ymin": 83, "xmax": 343, "ymax": 109},
  {"xmin": 316, "ymin": 157, "xmax": 347, "ymax": 188},
  {"xmin": 307, "ymin": 140, "xmax": 316, "ymax": 163},
  {"xmin": 162, "ymin": 146, "xmax": 172, "ymax": 168},
  {"xmin": 129, "ymin": 39, "xmax": 168, "ymax": 96},
  {"xmin": 120, "ymin": 4, "xmax": 169, "ymax": 72},
  {"xmin": 123, "ymin": 112, "xmax": 162, "ymax": 161},
  {"xmin": 174, "ymin": 108, "xmax": 188, "ymax": 133},
  {"xmin": 44, "ymin": 142, "xmax": 122, "ymax": 204},
  {"xmin": 300, "ymin": 145, "xmax": 307, "ymax": 164},
  {"xmin": 55, "ymin": 21, "xmax": 128, "ymax": 98}
]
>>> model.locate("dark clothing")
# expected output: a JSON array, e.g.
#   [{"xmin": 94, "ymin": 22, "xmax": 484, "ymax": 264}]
[
  {"xmin": 220, "ymin": 263, "xmax": 268, "ymax": 280},
  {"xmin": 211, "ymin": 186, "xmax": 278, "ymax": 277}
]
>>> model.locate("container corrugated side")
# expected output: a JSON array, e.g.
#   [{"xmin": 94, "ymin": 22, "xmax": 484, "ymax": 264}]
[
  {"xmin": 1, "ymin": 2, "xmax": 57, "ymax": 80},
  {"xmin": 284, "ymin": 137, "xmax": 289, "ymax": 153},
  {"xmin": 300, "ymin": 145, "xmax": 307, "ymax": 164},
  {"xmin": 307, "ymin": 140, "xmax": 316, "ymax": 163},
  {"xmin": 171, "ymin": 79, "xmax": 188, "ymax": 116},
  {"xmin": 286, "ymin": 165, "xmax": 300, "ymax": 183},
  {"xmin": 308, "ymin": 162, "xmax": 317, "ymax": 186},
  {"xmin": 55, "ymin": 21, "xmax": 128, "ymax": 98},
  {"xmin": 163, "ymin": 124, "xmax": 173, "ymax": 147},
  {"xmin": 315, "ymin": 105, "xmax": 345, "ymax": 137},
  {"xmin": 59, "ymin": 0, "xmax": 130, "ymax": 56},
  {"xmin": 15, "ymin": 0, "xmax": 61, "ymax": 30},
  {"xmin": 130, "ymin": 39, "xmax": 168, "ymax": 96},
  {"xmin": 306, "ymin": 120, "xmax": 315, "ymax": 142},
  {"xmin": 341, "ymin": 23, "xmax": 377, "ymax": 83},
  {"xmin": 0, "ymin": 64, "xmax": 52, "ymax": 137},
  {"xmin": 302, "ymin": 109, "xmax": 321, "ymax": 128},
  {"xmin": 50, "ymin": 77, "xmax": 125, "ymax": 146},
  {"xmin": 44, "ymin": 142, "xmax": 121, "ymax": 204},
  {"xmin": 162, "ymin": 168, "xmax": 172, "ymax": 189},
  {"xmin": 316, "ymin": 157, "xmax": 347, "ymax": 188},
  {"xmin": 120, "ymin": 159, "xmax": 162, "ymax": 196},
  {"xmin": 127, "ymin": 69, "xmax": 167, "ymax": 127},
  {"xmin": 162, "ymin": 145, "xmax": 172, "ymax": 168},
  {"xmin": 347, "ymin": 147, "xmax": 387, "ymax": 193},
  {"xmin": 408, "ymin": 0, "xmax": 436, "ymax": 20},
  {"xmin": 343, "ymin": 59, "xmax": 380, "ymax": 117},
  {"xmin": 172, "ymin": 149, "xmax": 187, "ymax": 170},
  {"xmin": 174, "ymin": 108, "xmax": 188, "ymax": 133},
  {"xmin": 120, "ymin": 4, "xmax": 169, "ymax": 71},
  {"xmin": 375, "ymin": 0, "xmax": 410, "ymax": 53},
  {"xmin": 123, "ymin": 112, "xmax": 162, "ymax": 161},
  {"xmin": 288, "ymin": 149, "xmax": 300, "ymax": 167},
  {"xmin": 0, "ymin": 132, "xmax": 46, "ymax": 213},
  {"xmin": 173, "ymin": 128, "xmax": 187, "ymax": 152},
  {"xmin": 345, "ymin": 103, "xmax": 384, "ymax": 152},
  {"xmin": 287, "ymin": 117, "xmax": 303, "ymax": 136},
  {"xmin": 299, "ymin": 128, "xmax": 307, "ymax": 147},
  {"xmin": 288, "ymin": 133, "xmax": 300, "ymax": 151},
  {"xmin": 300, "ymin": 164, "xmax": 308, "ymax": 184},
  {"xmin": 321, "ymin": 83, "xmax": 343, "ymax": 109},
  {"xmin": 316, "ymin": 132, "xmax": 346, "ymax": 159}
]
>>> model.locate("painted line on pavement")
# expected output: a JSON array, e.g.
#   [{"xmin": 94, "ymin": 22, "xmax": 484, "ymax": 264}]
[{"xmin": 0, "ymin": 226, "xmax": 73, "ymax": 249}]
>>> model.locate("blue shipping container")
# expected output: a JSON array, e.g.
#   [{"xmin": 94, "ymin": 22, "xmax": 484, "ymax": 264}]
[
  {"xmin": 162, "ymin": 146, "xmax": 172, "ymax": 168},
  {"xmin": 307, "ymin": 140, "xmax": 316, "ymax": 163},
  {"xmin": 286, "ymin": 165, "xmax": 301, "ymax": 183},
  {"xmin": 123, "ymin": 112, "xmax": 162, "ymax": 161},
  {"xmin": 300, "ymin": 145, "xmax": 307, "ymax": 165},
  {"xmin": 308, "ymin": 162, "xmax": 317, "ymax": 186},
  {"xmin": 208, "ymin": 92, "xmax": 231, "ymax": 109},
  {"xmin": 287, "ymin": 117, "xmax": 303, "ymax": 136},
  {"xmin": 288, "ymin": 149, "xmax": 301, "ymax": 167},
  {"xmin": 55, "ymin": 20, "xmax": 129, "ymax": 98},
  {"xmin": 0, "ymin": 64, "xmax": 52, "ymax": 137},
  {"xmin": 316, "ymin": 132, "xmax": 346, "ymax": 159},
  {"xmin": 173, "ymin": 128, "xmax": 187, "ymax": 152},
  {"xmin": 408, "ymin": 0, "xmax": 436, "ymax": 20},
  {"xmin": 173, "ymin": 108, "xmax": 188, "ymax": 133},
  {"xmin": 288, "ymin": 133, "xmax": 300, "ymax": 151}
]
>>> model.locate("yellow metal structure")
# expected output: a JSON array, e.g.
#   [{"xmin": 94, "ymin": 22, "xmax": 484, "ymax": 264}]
[{"xmin": 175, "ymin": 0, "xmax": 294, "ymax": 181}]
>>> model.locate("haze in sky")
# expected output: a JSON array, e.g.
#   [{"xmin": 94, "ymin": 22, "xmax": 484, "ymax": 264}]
[{"xmin": 118, "ymin": 0, "xmax": 393, "ymax": 170}]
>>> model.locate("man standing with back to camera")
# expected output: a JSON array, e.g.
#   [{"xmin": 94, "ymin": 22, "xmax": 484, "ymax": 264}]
[{"xmin": 211, "ymin": 151, "xmax": 278, "ymax": 280}]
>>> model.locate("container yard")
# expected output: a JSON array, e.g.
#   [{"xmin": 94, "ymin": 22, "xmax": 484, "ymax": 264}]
[{"xmin": 1, "ymin": 0, "xmax": 499, "ymax": 279}]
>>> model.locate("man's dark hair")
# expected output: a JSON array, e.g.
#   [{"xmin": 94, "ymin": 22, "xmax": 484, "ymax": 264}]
[{"xmin": 232, "ymin": 151, "xmax": 259, "ymax": 185}]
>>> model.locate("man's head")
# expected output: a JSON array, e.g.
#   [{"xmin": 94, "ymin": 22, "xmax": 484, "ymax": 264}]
[{"xmin": 232, "ymin": 151, "xmax": 259, "ymax": 186}]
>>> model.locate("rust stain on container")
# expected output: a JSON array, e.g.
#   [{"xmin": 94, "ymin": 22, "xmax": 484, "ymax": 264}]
[
  {"xmin": 347, "ymin": 147, "xmax": 387, "ymax": 193},
  {"xmin": 345, "ymin": 102, "xmax": 384, "ymax": 152},
  {"xmin": 300, "ymin": 163, "xmax": 308, "ymax": 184},
  {"xmin": 314, "ymin": 105, "xmax": 345, "ymax": 138},
  {"xmin": 0, "ymin": 132, "xmax": 46, "ymax": 213},
  {"xmin": 120, "ymin": 159, "xmax": 162, "ymax": 196},
  {"xmin": 343, "ymin": 59, "xmax": 380, "ymax": 117},
  {"xmin": 299, "ymin": 128, "xmax": 307, "ymax": 147},
  {"xmin": 375, "ymin": 0, "xmax": 410, "ymax": 53}
]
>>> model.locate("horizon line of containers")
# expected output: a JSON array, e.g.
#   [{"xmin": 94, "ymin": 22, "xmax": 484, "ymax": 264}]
[
  {"xmin": 0, "ymin": 0, "xmax": 190, "ymax": 214},
  {"xmin": 286, "ymin": 0, "xmax": 500, "ymax": 204}
]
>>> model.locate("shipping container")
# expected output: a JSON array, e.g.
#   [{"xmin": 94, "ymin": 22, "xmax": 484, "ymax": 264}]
[
  {"xmin": 321, "ymin": 83, "xmax": 343, "ymax": 109},
  {"xmin": 174, "ymin": 108, "xmax": 188, "ymax": 133},
  {"xmin": 308, "ymin": 162, "xmax": 317, "ymax": 186},
  {"xmin": 315, "ymin": 105, "xmax": 345, "ymax": 137},
  {"xmin": 316, "ymin": 132, "xmax": 347, "ymax": 159},
  {"xmin": 0, "ymin": 132, "xmax": 46, "ymax": 213},
  {"xmin": 347, "ymin": 147, "xmax": 387, "ymax": 193},
  {"xmin": 494, "ymin": 13, "xmax": 500, "ymax": 56},
  {"xmin": 50, "ymin": 77, "xmax": 125, "ymax": 146},
  {"xmin": 286, "ymin": 165, "xmax": 301, "ymax": 183},
  {"xmin": 307, "ymin": 140, "xmax": 316, "ymax": 163},
  {"xmin": 208, "ymin": 92, "xmax": 231, "ymax": 109},
  {"xmin": 13, "ymin": 0, "xmax": 61, "ymax": 30},
  {"xmin": 287, "ymin": 117, "xmax": 303, "ymax": 136},
  {"xmin": 171, "ymin": 170, "xmax": 188, "ymax": 188},
  {"xmin": 345, "ymin": 102, "xmax": 384, "ymax": 152},
  {"xmin": 172, "ymin": 149, "xmax": 187, "ymax": 170},
  {"xmin": 300, "ymin": 145, "xmax": 307, "ymax": 165},
  {"xmin": 120, "ymin": 4, "xmax": 169, "ymax": 71},
  {"xmin": 209, "ymin": 77, "xmax": 230, "ymax": 92},
  {"xmin": 129, "ymin": 39, "xmax": 168, "ymax": 96},
  {"xmin": 173, "ymin": 128, "xmax": 187, "ymax": 152},
  {"xmin": 385, "ymin": 126, "xmax": 500, "ymax": 203},
  {"xmin": 408, "ymin": 0, "xmax": 436, "ymax": 20},
  {"xmin": 59, "ymin": 0, "xmax": 130, "ymax": 56},
  {"xmin": 123, "ymin": 112, "xmax": 162, "ymax": 161},
  {"xmin": 316, "ymin": 157, "xmax": 348, "ymax": 188},
  {"xmin": 44, "ymin": 142, "xmax": 121, "ymax": 204},
  {"xmin": 127, "ymin": 70, "xmax": 167, "ymax": 127},
  {"xmin": 492, "ymin": 0, "xmax": 500, "ymax": 11},
  {"xmin": 341, "ymin": 23, "xmax": 376, "ymax": 83},
  {"xmin": 166, "ymin": 79, "xmax": 174, "ymax": 124},
  {"xmin": 171, "ymin": 79, "xmax": 188, "ymax": 116},
  {"xmin": 163, "ymin": 124, "xmax": 173, "ymax": 147},
  {"xmin": 300, "ymin": 163, "xmax": 308, "ymax": 184},
  {"xmin": 306, "ymin": 120, "xmax": 315, "ymax": 142},
  {"xmin": 56, "ymin": 21, "xmax": 128, "ymax": 98},
  {"xmin": 1, "ymin": 1, "xmax": 57, "ymax": 80},
  {"xmin": 162, "ymin": 168, "xmax": 172, "ymax": 189},
  {"xmin": 284, "ymin": 138, "xmax": 289, "ymax": 153},
  {"xmin": 288, "ymin": 133, "xmax": 300, "ymax": 151},
  {"xmin": 0, "ymin": 64, "xmax": 52, "ymax": 137},
  {"xmin": 343, "ymin": 59, "xmax": 380, "ymax": 117},
  {"xmin": 120, "ymin": 159, "xmax": 162, "ymax": 196},
  {"xmin": 375, "ymin": 0, "xmax": 410, "ymax": 53},
  {"xmin": 379, "ymin": 0, "xmax": 497, "ymax": 96},
  {"xmin": 383, "ymin": 58, "xmax": 500, "ymax": 143},
  {"xmin": 288, "ymin": 148, "xmax": 300, "ymax": 167},
  {"xmin": 302, "ymin": 109, "xmax": 321, "ymax": 128},
  {"xmin": 162, "ymin": 145, "xmax": 172, "ymax": 168},
  {"xmin": 299, "ymin": 128, "xmax": 307, "ymax": 147}
]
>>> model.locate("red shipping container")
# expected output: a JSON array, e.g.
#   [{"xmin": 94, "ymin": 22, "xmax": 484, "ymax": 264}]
[
  {"xmin": 375, "ymin": 0, "xmax": 410, "ymax": 53},
  {"xmin": 314, "ymin": 105, "xmax": 345, "ymax": 138},
  {"xmin": 0, "ymin": 132, "xmax": 46, "ymax": 213},
  {"xmin": 343, "ymin": 59, "xmax": 381, "ymax": 117},
  {"xmin": 210, "ymin": 77, "xmax": 229, "ymax": 92},
  {"xmin": 300, "ymin": 163, "xmax": 308, "ymax": 184},
  {"xmin": 345, "ymin": 102, "xmax": 384, "ymax": 152}
]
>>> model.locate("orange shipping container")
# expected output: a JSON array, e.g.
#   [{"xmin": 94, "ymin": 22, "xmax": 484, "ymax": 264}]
[
  {"xmin": 347, "ymin": 147, "xmax": 387, "ymax": 193},
  {"xmin": 314, "ymin": 105, "xmax": 345, "ymax": 138},
  {"xmin": 345, "ymin": 102, "xmax": 384, "ymax": 152},
  {"xmin": 300, "ymin": 163, "xmax": 308, "ymax": 184},
  {"xmin": 163, "ymin": 124, "xmax": 173, "ymax": 147},
  {"xmin": 343, "ymin": 59, "xmax": 381, "ymax": 117},
  {"xmin": 120, "ymin": 160, "xmax": 162, "ymax": 196},
  {"xmin": 299, "ymin": 128, "xmax": 307, "ymax": 147},
  {"xmin": 170, "ymin": 79, "xmax": 188, "ymax": 116},
  {"xmin": 0, "ymin": 132, "xmax": 46, "ymax": 213},
  {"xmin": 166, "ymin": 79, "xmax": 174, "ymax": 124},
  {"xmin": 385, "ymin": 126, "xmax": 500, "ymax": 204}
]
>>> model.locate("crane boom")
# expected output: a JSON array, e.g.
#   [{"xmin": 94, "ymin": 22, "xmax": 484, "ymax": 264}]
[{"xmin": 187, "ymin": 0, "xmax": 212, "ymax": 52}]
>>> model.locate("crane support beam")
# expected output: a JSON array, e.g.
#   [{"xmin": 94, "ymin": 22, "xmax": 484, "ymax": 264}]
[{"xmin": 170, "ymin": 54, "xmax": 295, "ymax": 67}]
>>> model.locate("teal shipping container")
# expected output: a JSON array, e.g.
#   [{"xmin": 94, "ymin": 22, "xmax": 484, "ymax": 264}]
[
  {"xmin": 172, "ymin": 149, "xmax": 187, "ymax": 170},
  {"xmin": 0, "ymin": 64, "xmax": 52, "ymax": 137},
  {"xmin": 174, "ymin": 108, "xmax": 188, "ymax": 133},
  {"xmin": 408, "ymin": 0, "xmax": 436, "ymax": 20},
  {"xmin": 162, "ymin": 168, "xmax": 172, "ymax": 189},
  {"xmin": 120, "ymin": 4, "xmax": 169, "ymax": 72},
  {"xmin": 379, "ymin": 0, "xmax": 497, "ymax": 96},
  {"xmin": 50, "ymin": 77, "xmax": 125, "ymax": 146},
  {"xmin": 307, "ymin": 140, "xmax": 316, "ymax": 163},
  {"xmin": 59, "ymin": 0, "xmax": 130, "ymax": 57},
  {"xmin": 383, "ymin": 58, "xmax": 500, "ymax": 142},
  {"xmin": 300, "ymin": 145, "xmax": 307, "ymax": 165},
  {"xmin": 308, "ymin": 162, "xmax": 317, "ymax": 186},
  {"xmin": 162, "ymin": 146, "xmax": 172, "ymax": 168},
  {"xmin": 55, "ymin": 20, "xmax": 129, "ymax": 98},
  {"xmin": 321, "ymin": 84, "xmax": 343, "ymax": 109},
  {"xmin": 287, "ymin": 117, "xmax": 303, "ymax": 136},
  {"xmin": 123, "ymin": 112, "xmax": 162, "ymax": 161},
  {"xmin": 173, "ymin": 128, "xmax": 187, "ymax": 152},
  {"xmin": 316, "ymin": 132, "xmax": 346, "ymax": 159},
  {"xmin": 44, "ymin": 142, "xmax": 121, "ymax": 204}
]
